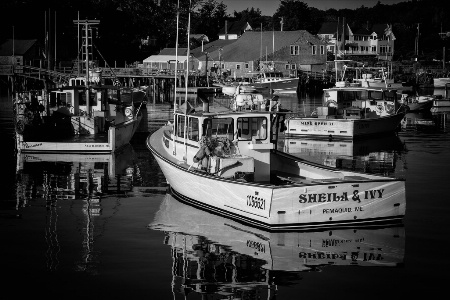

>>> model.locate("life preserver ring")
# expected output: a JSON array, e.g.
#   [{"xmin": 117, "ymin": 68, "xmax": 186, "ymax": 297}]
[
  {"xmin": 124, "ymin": 107, "xmax": 134, "ymax": 117},
  {"xmin": 325, "ymin": 100, "xmax": 337, "ymax": 107}
]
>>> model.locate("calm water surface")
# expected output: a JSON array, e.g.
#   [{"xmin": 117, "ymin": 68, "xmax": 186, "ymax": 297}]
[{"xmin": 1, "ymin": 89, "xmax": 449, "ymax": 299}]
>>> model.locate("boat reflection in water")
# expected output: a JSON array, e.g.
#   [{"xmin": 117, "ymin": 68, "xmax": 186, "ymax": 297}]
[
  {"xmin": 14, "ymin": 144, "xmax": 137, "ymax": 273},
  {"xmin": 149, "ymin": 192, "xmax": 405, "ymax": 299},
  {"xmin": 280, "ymin": 134, "xmax": 405, "ymax": 175}
]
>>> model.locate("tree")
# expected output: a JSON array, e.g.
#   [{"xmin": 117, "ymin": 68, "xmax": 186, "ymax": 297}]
[{"xmin": 273, "ymin": 0, "xmax": 313, "ymax": 31}]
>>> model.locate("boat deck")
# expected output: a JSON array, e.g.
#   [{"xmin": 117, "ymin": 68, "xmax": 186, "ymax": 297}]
[{"xmin": 150, "ymin": 127, "xmax": 386, "ymax": 188}]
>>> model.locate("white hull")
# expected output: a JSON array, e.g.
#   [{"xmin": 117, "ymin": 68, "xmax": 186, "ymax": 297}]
[
  {"xmin": 433, "ymin": 77, "xmax": 450, "ymax": 88},
  {"xmin": 220, "ymin": 85, "xmax": 257, "ymax": 96},
  {"xmin": 253, "ymin": 78, "xmax": 299, "ymax": 91},
  {"xmin": 356, "ymin": 80, "xmax": 412, "ymax": 91},
  {"xmin": 285, "ymin": 113, "xmax": 404, "ymax": 139},
  {"xmin": 16, "ymin": 116, "xmax": 141, "ymax": 153},
  {"xmin": 148, "ymin": 127, "xmax": 405, "ymax": 230}
]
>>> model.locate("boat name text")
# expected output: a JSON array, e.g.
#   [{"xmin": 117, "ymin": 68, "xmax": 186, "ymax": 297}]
[
  {"xmin": 299, "ymin": 121, "xmax": 334, "ymax": 126},
  {"xmin": 247, "ymin": 240, "xmax": 266, "ymax": 253},
  {"xmin": 247, "ymin": 195, "xmax": 266, "ymax": 210},
  {"xmin": 85, "ymin": 144, "xmax": 108, "ymax": 147},
  {"xmin": 299, "ymin": 189, "xmax": 385, "ymax": 204},
  {"xmin": 23, "ymin": 142, "xmax": 43, "ymax": 148},
  {"xmin": 298, "ymin": 251, "xmax": 383, "ymax": 262}
]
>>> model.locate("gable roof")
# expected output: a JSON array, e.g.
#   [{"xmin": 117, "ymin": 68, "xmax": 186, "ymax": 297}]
[
  {"xmin": 190, "ymin": 39, "xmax": 237, "ymax": 60},
  {"xmin": 218, "ymin": 30, "xmax": 324, "ymax": 62},
  {"xmin": 218, "ymin": 20, "xmax": 252, "ymax": 35},
  {"xmin": 158, "ymin": 48, "xmax": 188, "ymax": 56},
  {"xmin": 0, "ymin": 39, "xmax": 37, "ymax": 56}
]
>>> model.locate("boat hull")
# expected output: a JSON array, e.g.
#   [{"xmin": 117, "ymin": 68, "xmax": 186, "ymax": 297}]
[
  {"xmin": 433, "ymin": 78, "xmax": 450, "ymax": 88},
  {"xmin": 253, "ymin": 78, "xmax": 299, "ymax": 92},
  {"xmin": 16, "ymin": 116, "xmax": 141, "ymax": 153},
  {"xmin": 285, "ymin": 113, "xmax": 404, "ymax": 139},
  {"xmin": 148, "ymin": 128, "xmax": 405, "ymax": 230}
]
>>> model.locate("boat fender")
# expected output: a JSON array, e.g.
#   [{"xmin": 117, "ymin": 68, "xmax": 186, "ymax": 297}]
[
  {"xmin": 193, "ymin": 146, "xmax": 210, "ymax": 163},
  {"xmin": 193, "ymin": 146, "xmax": 206, "ymax": 163},
  {"xmin": 325, "ymin": 100, "xmax": 337, "ymax": 107},
  {"xmin": 376, "ymin": 103, "xmax": 384, "ymax": 114},
  {"xmin": 15, "ymin": 119, "xmax": 25, "ymax": 134},
  {"xmin": 385, "ymin": 101, "xmax": 395, "ymax": 114}
]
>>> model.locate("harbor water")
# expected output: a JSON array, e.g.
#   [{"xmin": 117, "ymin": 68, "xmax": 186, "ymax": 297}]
[{"xmin": 1, "ymin": 89, "xmax": 449, "ymax": 299}]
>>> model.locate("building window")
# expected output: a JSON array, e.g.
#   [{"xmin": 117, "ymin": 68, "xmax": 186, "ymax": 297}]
[
  {"xmin": 312, "ymin": 45, "xmax": 317, "ymax": 55},
  {"xmin": 245, "ymin": 63, "xmax": 249, "ymax": 69},
  {"xmin": 320, "ymin": 45, "xmax": 325, "ymax": 55},
  {"xmin": 285, "ymin": 64, "xmax": 290, "ymax": 69},
  {"xmin": 372, "ymin": 46, "xmax": 376, "ymax": 52},
  {"xmin": 291, "ymin": 64, "xmax": 296, "ymax": 69},
  {"xmin": 221, "ymin": 63, "xmax": 225, "ymax": 69},
  {"xmin": 236, "ymin": 64, "xmax": 241, "ymax": 70},
  {"xmin": 290, "ymin": 45, "xmax": 299, "ymax": 55}
]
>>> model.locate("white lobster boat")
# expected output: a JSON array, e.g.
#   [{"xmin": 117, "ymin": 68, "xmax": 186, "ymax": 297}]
[
  {"xmin": 14, "ymin": 79, "xmax": 143, "ymax": 153},
  {"xmin": 146, "ymin": 96, "xmax": 406, "ymax": 230},
  {"xmin": 285, "ymin": 86, "xmax": 407, "ymax": 139}
]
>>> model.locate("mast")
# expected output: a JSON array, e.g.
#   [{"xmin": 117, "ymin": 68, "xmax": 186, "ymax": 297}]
[
  {"xmin": 175, "ymin": 0, "xmax": 180, "ymax": 110},
  {"xmin": 84, "ymin": 19, "xmax": 90, "ymax": 114},
  {"xmin": 335, "ymin": 17, "xmax": 339, "ymax": 81},
  {"xmin": 172, "ymin": 0, "xmax": 180, "ymax": 156},
  {"xmin": 183, "ymin": 0, "xmax": 192, "ymax": 162}
]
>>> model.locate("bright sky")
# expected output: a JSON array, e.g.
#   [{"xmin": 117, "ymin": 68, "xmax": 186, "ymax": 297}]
[{"xmin": 221, "ymin": 0, "xmax": 407, "ymax": 15}]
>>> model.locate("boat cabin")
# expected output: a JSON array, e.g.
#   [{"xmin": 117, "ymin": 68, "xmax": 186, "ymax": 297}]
[
  {"xmin": 168, "ymin": 106, "xmax": 283, "ymax": 182},
  {"xmin": 322, "ymin": 87, "xmax": 399, "ymax": 118},
  {"xmin": 254, "ymin": 71, "xmax": 285, "ymax": 83}
]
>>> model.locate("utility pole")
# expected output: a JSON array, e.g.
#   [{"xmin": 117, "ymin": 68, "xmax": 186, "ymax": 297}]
[{"xmin": 415, "ymin": 23, "xmax": 420, "ymax": 56}]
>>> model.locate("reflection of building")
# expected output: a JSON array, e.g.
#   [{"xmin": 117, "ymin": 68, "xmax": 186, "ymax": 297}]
[
  {"xmin": 149, "ymin": 193, "xmax": 405, "ymax": 298},
  {"xmin": 280, "ymin": 134, "xmax": 405, "ymax": 175}
]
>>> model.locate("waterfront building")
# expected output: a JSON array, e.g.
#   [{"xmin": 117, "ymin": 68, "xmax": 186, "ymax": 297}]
[{"xmin": 317, "ymin": 22, "xmax": 396, "ymax": 61}]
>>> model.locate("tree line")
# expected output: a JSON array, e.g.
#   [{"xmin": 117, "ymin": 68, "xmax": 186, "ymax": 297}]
[{"xmin": 0, "ymin": 0, "xmax": 449, "ymax": 64}]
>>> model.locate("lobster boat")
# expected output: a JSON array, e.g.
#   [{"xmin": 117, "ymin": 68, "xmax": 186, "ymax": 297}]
[
  {"xmin": 146, "ymin": 90, "xmax": 406, "ymax": 230},
  {"xmin": 285, "ymin": 86, "xmax": 407, "ymax": 139},
  {"xmin": 13, "ymin": 19, "xmax": 143, "ymax": 153}
]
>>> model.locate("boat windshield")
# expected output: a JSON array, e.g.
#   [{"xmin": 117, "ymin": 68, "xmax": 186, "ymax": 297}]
[
  {"xmin": 176, "ymin": 115, "xmax": 199, "ymax": 142},
  {"xmin": 237, "ymin": 117, "xmax": 268, "ymax": 140},
  {"xmin": 203, "ymin": 118, "xmax": 234, "ymax": 141}
]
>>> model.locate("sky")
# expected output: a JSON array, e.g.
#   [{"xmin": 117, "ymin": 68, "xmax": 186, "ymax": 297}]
[{"xmin": 221, "ymin": 0, "xmax": 407, "ymax": 15}]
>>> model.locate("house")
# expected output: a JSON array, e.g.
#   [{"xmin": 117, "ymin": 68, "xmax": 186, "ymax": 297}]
[
  {"xmin": 218, "ymin": 20, "xmax": 252, "ymax": 40},
  {"xmin": 191, "ymin": 30, "xmax": 327, "ymax": 78},
  {"xmin": 0, "ymin": 39, "xmax": 43, "ymax": 65},
  {"xmin": 142, "ymin": 30, "xmax": 327, "ymax": 78},
  {"xmin": 142, "ymin": 48, "xmax": 191, "ymax": 71},
  {"xmin": 317, "ymin": 21, "xmax": 395, "ymax": 61}
]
